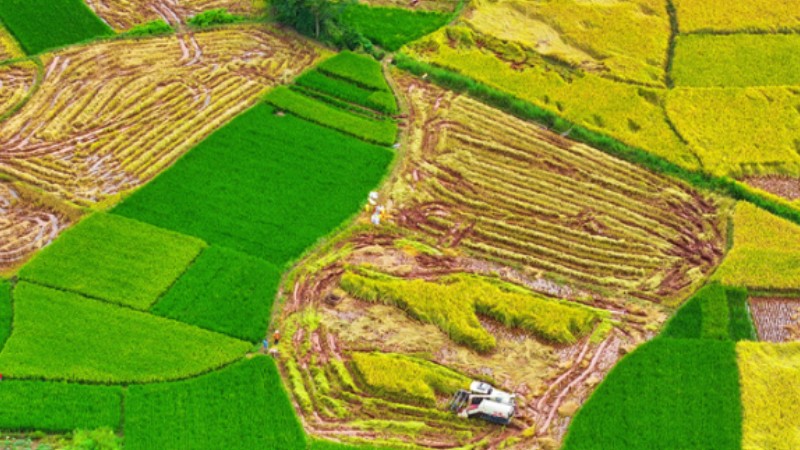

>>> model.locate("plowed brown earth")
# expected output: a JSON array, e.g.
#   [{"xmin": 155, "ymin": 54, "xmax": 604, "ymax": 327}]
[
  {"xmin": 85, "ymin": 0, "xmax": 264, "ymax": 30},
  {"xmin": 742, "ymin": 175, "xmax": 800, "ymax": 201},
  {"xmin": 749, "ymin": 297, "xmax": 800, "ymax": 342},
  {"xmin": 0, "ymin": 25, "xmax": 321, "ymax": 204}
]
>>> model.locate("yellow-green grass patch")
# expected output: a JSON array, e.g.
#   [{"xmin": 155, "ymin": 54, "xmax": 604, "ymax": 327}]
[
  {"xmin": 351, "ymin": 352, "xmax": 469, "ymax": 407},
  {"xmin": 0, "ymin": 24, "xmax": 22, "ymax": 61}
]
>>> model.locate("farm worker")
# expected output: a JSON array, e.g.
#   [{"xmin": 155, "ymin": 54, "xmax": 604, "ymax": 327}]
[
  {"xmin": 273, "ymin": 330, "xmax": 281, "ymax": 345},
  {"xmin": 262, "ymin": 339, "xmax": 269, "ymax": 351},
  {"xmin": 268, "ymin": 348, "xmax": 279, "ymax": 358},
  {"xmin": 371, "ymin": 206, "xmax": 384, "ymax": 226}
]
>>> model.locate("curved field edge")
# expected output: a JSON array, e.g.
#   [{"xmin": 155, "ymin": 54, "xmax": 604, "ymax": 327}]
[
  {"xmin": 563, "ymin": 338, "xmax": 742, "ymax": 450},
  {"xmin": 564, "ymin": 282, "xmax": 759, "ymax": 449},
  {"xmin": 0, "ymin": 25, "xmax": 325, "ymax": 205},
  {"xmin": 0, "ymin": 50, "xmax": 396, "ymax": 448}
]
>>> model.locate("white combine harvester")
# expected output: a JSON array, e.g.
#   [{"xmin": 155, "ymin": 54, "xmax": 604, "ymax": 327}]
[{"xmin": 448, "ymin": 381, "xmax": 516, "ymax": 425}]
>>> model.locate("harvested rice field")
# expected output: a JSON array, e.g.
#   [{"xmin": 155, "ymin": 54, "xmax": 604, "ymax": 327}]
[
  {"xmin": 0, "ymin": 25, "xmax": 322, "ymax": 204},
  {"xmin": 85, "ymin": 0, "xmax": 267, "ymax": 30},
  {"xmin": 0, "ymin": 2, "xmax": 798, "ymax": 449}
]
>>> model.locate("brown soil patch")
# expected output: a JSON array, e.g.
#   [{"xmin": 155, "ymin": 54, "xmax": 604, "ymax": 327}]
[
  {"xmin": 0, "ymin": 182, "xmax": 78, "ymax": 272},
  {"xmin": 743, "ymin": 175, "xmax": 800, "ymax": 201},
  {"xmin": 749, "ymin": 297, "xmax": 800, "ymax": 342}
]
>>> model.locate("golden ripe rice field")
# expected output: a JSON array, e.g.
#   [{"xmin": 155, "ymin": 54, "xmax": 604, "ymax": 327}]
[
  {"xmin": 672, "ymin": 0, "xmax": 800, "ymax": 33},
  {"xmin": 467, "ymin": 0, "xmax": 671, "ymax": 85}
]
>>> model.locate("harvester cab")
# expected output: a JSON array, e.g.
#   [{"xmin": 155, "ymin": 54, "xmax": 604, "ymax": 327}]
[{"xmin": 448, "ymin": 381, "xmax": 516, "ymax": 425}]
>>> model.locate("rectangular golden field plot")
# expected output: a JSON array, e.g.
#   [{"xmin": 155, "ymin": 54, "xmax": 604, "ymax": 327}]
[
  {"xmin": 85, "ymin": 0, "xmax": 266, "ymax": 30},
  {"xmin": 673, "ymin": 0, "xmax": 800, "ymax": 33},
  {"xmin": 672, "ymin": 34, "xmax": 800, "ymax": 87},
  {"xmin": 0, "ymin": 25, "xmax": 322, "ymax": 204},
  {"xmin": 665, "ymin": 87, "xmax": 800, "ymax": 177},
  {"xmin": 713, "ymin": 202, "xmax": 800, "ymax": 290},
  {"xmin": 737, "ymin": 342, "xmax": 800, "ymax": 450}
]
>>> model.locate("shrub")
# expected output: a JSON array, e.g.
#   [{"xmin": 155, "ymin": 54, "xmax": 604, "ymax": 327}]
[
  {"xmin": 187, "ymin": 9, "xmax": 245, "ymax": 28},
  {"xmin": 19, "ymin": 213, "xmax": 205, "ymax": 310},
  {"xmin": 124, "ymin": 19, "xmax": 173, "ymax": 37},
  {"xmin": 60, "ymin": 428, "xmax": 121, "ymax": 450},
  {"xmin": 125, "ymin": 356, "xmax": 306, "ymax": 450},
  {"xmin": 151, "ymin": 246, "xmax": 282, "ymax": 342},
  {"xmin": 0, "ymin": 282, "xmax": 249, "ymax": 383}
]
